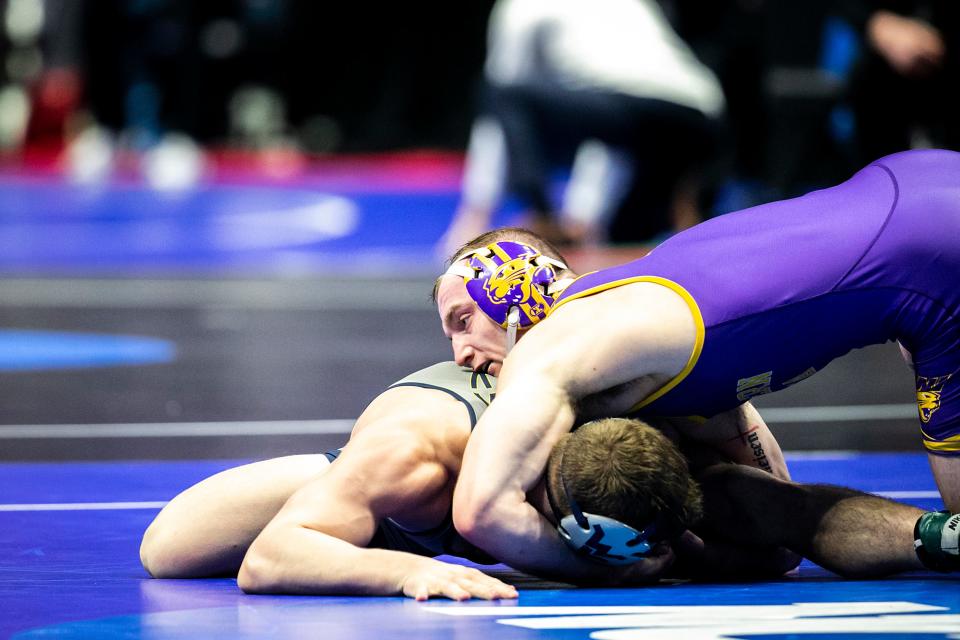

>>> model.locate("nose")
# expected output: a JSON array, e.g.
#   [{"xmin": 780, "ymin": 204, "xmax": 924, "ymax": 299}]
[{"xmin": 452, "ymin": 335, "xmax": 474, "ymax": 367}]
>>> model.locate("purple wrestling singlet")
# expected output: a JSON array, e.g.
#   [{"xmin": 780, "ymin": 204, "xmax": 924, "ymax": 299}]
[{"xmin": 552, "ymin": 150, "xmax": 960, "ymax": 454}]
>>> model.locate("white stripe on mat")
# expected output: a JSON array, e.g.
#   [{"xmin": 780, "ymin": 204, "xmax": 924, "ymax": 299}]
[
  {"xmin": 2, "ymin": 492, "xmax": 940, "ymax": 512},
  {"xmin": 0, "ymin": 405, "xmax": 918, "ymax": 440},
  {"xmin": 0, "ymin": 501, "xmax": 167, "ymax": 511},
  {"xmin": 876, "ymin": 491, "xmax": 941, "ymax": 500},
  {"xmin": 0, "ymin": 278, "xmax": 433, "ymax": 310},
  {"xmin": 0, "ymin": 419, "xmax": 354, "ymax": 438}
]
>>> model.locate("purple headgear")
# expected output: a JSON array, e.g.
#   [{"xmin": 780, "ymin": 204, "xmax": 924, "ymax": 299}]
[{"xmin": 445, "ymin": 241, "xmax": 569, "ymax": 349}]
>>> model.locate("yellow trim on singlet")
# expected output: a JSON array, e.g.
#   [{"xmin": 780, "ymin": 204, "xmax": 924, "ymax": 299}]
[
  {"xmin": 549, "ymin": 275, "xmax": 705, "ymax": 413},
  {"xmin": 922, "ymin": 432, "xmax": 960, "ymax": 453}
]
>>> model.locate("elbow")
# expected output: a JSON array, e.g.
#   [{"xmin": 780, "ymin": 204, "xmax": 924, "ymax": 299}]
[
  {"xmin": 452, "ymin": 489, "xmax": 509, "ymax": 547},
  {"xmin": 451, "ymin": 504, "xmax": 481, "ymax": 544},
  {"xmin": 237, "ymin": 530, "xmax": 296, "ymax": 594}
]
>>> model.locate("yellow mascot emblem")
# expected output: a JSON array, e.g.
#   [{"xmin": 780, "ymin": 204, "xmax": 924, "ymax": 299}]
[
  {"xmin": 917, "ymin": 374, "xmax": 952, "ymax": 423},
  {"xmin": 485, "ymin": 258, "xmax": 533, "ymax": 305}
]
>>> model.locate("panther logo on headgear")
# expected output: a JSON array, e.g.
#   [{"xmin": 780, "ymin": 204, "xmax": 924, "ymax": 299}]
[
  {"xmin": 450, "ymin": 240, "xmax": 567, "ymax": 329},
  {"xmin": 484, "ymin": 256, "xmax": 548, "ymax": 306}
]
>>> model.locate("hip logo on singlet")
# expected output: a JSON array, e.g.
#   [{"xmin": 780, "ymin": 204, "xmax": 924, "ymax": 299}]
[
  {"xmin": 783, "ymin": 367, "xmax": 817, "ymax": 387},
  {"xmin": 736, "ymin": 371, "xmax": 773, "ymax": 402},
  {"xmin": 917, "ymin": 374, "xmax": 952, "ymax": 423}
]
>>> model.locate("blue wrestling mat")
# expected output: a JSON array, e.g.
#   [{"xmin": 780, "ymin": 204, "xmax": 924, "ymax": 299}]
[
  {"xmin": 2, "ymin": 453, "xmax": 957, "ymax": 639},
  {"xmin": 0, "ymin": 165, "xmax": 525, "ymax": 275},
  {"xmin": 0, "ymin": 329, "xmax": 174, "ymax": 371},
  {"xmin": 0, "ymin": 157, "xmax": 956, "ymax": 638}
]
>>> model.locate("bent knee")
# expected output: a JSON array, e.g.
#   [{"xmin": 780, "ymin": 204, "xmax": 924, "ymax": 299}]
[
  {"xmin": 140, "ymin": 525, "xmax": 236, "ymax": 578},
  {"xmin": 140, "ymin": 536, "xmax": 177, "ymax": 578},
  {"xmin": 139, "ymin": 523, "xmax": 168, "ymax": 577},
  {"xmin": 771, "ymin": 548, "xmax": 802, "ymax": 575},
  {"xmin": 236, "ymin": 551, "xmax": 276, "ymax": 594}
]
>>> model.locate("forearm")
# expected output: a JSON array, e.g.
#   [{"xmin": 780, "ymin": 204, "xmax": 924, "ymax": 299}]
[
  {"xmin": 455, "ymin": 376, "xmax": 575, "ymax": 553},
  {"xmin": 681, "ymin": 405, "xmax": 790, "ymax": 480},
  {"xmin": 465, "ymin": 496, "xmax": 635, "ymax": 585},
  {"xmin": 239, "ymin": 525, "xmax": 422, "ymax": 596},
  {"xmin": 453, "ymin": 392, "xmax": 633, "ymax": 582},
  {"xmin": 721, "ymin": 426, "xmax": 788, "ymax": 479}
]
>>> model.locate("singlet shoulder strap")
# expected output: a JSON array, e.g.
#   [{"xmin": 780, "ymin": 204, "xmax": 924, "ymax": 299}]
[{"xmin": 388, "ymin": 361, "xmax": 496, "ymax": 428}]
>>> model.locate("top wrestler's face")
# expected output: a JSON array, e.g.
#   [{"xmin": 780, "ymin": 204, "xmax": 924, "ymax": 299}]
[{"xmin": 436, "ymin": 274, "xmax": 511, "ymax": 377}]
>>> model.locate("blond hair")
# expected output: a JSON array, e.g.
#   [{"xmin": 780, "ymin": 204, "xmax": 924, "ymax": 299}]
[{"xmin": 546, "ymin": 418, "xmax": 703, "ymax": 534}]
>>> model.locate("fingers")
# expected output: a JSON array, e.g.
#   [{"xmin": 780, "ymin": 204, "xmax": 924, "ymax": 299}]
[
  {"xmin": 438, "ymin": 568, "xmax": 518, "ymax": 601},
  {"xmin": 674, "ymin": 529, "xmax": 705, "ymax": 556},
  {"xmin": 404, "ymin": 566, "xmax": 519, "ymax": 602},
  {"xmin": 414, "ymin": 582, "xmax": 472, "ymax": 602},
  {"xmin": 458, "ymin": 572, "xmax": 518, "ymax": 601}
]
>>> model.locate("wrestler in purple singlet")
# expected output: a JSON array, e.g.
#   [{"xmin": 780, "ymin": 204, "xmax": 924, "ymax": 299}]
[{"xmin": 552, "ymin": 149, "xmax": 960, "ymax": 455}]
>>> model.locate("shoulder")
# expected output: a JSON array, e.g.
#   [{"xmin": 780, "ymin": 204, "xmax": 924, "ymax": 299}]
[
  {"xmin": 390, "ymin": 361, "xmax": 496, "ymax": 404},
  {"xmin": 550, "ymin": 280, "xmax": 697, "ymax": 355},
  {"xmin": 350, "ymin": 377, "xmax": 474, "ymax": 471},
  {"xmin": 505, "ymin": 280, "xmax": 697, "ymax": 398},
  {"xmin": 558, "ymin": 279, "xmax": 694, "ymax": 318},
  {"xmin": 389, "ymin": 362, "xmax": 494, "ymax": 415},
  {"xmin": 544, "ymin": 280, "xmax": 696, "ymax": 349},
  {"xmin": 389, "ymin": 361, "xmax": 469, "ymax": 386}
]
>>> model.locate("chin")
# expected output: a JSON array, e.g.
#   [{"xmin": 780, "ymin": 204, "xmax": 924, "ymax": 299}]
[{"xmin": 487, "ymin": 363, "xmax": 502, "ymax": 377}]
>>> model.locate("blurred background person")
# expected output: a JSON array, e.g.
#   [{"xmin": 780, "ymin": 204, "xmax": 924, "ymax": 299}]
[
  {"xmin": 18, "ymin": 1, "xmax": 493, "ymax": 190},
  {"xmin": 69, "ymin": 0, "xmax": 293, "ymax": 189},
  {"xmin": 836, "ymin": 0, "xmax": 960, "ymax": 166},
  {"xmin": 1, "ymin": 0, "xmax": 956, "ymax": 239},
  {"xmin": 440, "ymin": 0, "xmax": 727, "ymax": 254}
]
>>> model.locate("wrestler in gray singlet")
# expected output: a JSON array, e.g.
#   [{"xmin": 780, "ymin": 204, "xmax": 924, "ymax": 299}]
[{"xmin": 324, "ymin": 362, "xmax": 497, "ymax": 563}]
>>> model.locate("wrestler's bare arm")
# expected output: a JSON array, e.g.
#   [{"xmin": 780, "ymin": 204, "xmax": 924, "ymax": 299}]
[
  {"xmin": 928, "ymin": 454, "xmax": 960, "ymax": 512},
  {"xmin": 666, "ymin": 403, "xmax": 790, "ymax": 480},
  {"xmin": 454, "ymin": 283, "xmax": 695, "ymax": 580},
  {"xmin": 238, "ymin": 398, "xmax": 517, "ymax": 601},
  {"xmin": 140, "ymin": 387, "xmax": 483, "ymax": 586},
  {"xmin": 139, "ymin": 384, "xmax": 427, "ymax": 579}
]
